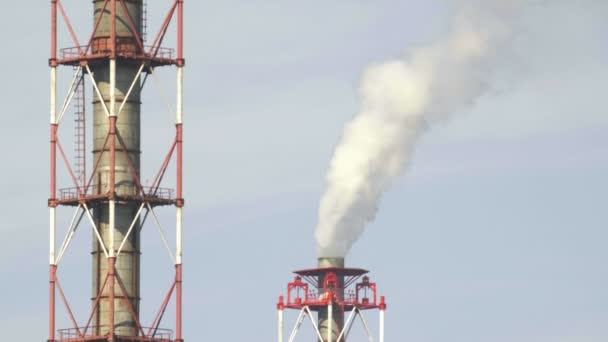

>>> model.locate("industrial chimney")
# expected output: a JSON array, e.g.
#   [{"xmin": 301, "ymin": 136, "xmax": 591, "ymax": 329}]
[
  {"xmin": 47, "ymin": 1, "xmax": 185, "ymax": 341},
  {"xmin": 278, "ymin": 259, "xmax": 386, "ymax": 342}
]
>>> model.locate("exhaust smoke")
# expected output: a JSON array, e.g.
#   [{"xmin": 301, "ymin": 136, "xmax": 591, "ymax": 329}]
[{"xmin": 316, "ymin": 0, "xmax": 524, "ymax": 257}]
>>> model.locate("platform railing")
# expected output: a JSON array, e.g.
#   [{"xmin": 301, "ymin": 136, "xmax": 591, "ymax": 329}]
[
  {"xmin": 60, "ymin": 45, "xmax": 175, "ymax": 60},
  {"xmin": 58, "ymin": 326, "xmax": 174, "ymax": 340},
  {"xmin": 58, "ymin": 184, "xmax": 175, "ymax": 201}
]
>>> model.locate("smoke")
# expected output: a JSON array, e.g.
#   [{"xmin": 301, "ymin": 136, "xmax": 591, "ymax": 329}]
[{"xmin": 316, "ymin": 0, "xmax": 526, "ymax": 257}]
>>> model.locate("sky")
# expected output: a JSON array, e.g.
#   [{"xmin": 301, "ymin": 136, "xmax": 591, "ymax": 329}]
[{"xmin": 0, "ymin": 0, "xmax": 607, "ymax": 341}]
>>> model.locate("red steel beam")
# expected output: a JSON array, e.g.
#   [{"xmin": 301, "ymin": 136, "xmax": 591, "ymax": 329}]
[
  {"xmin": 85, "ymin": 0, "xmax": 110, "ymax": 55},
  {"xmin": 83, "ymin": 273, "xmax": 110, "ymax": 336},
  {"xmin": 56, "ymin": 138, "xmax": 83, "ymax": 195},
  {"xmin": 115, "ymin": 129, "xmax": 146, "ymax": 196},
  {"xmin": 118, "ymin": 0, "xmax": 145, "ymax": 52},
  {"xmin": 49, "ymin": 264, "xmax": 56, "ymax": 342},
  {"xmin": 150, "ymin": 138, "xmax": 176, "ymax": 194},
  {"xmin": 57, "ymin": 0, "xmax": 82, "ymax": 53},
  {"xmin": 55, "ymin": 277, "xmax": 83, "ymax": 338},
  {"xmin": 115, "ymin": 271, "xmax": 147, "ymax": 337},
  {"xmin": 84, "ymin": 131, "xmax": 110, "ymax": 196},
  {"xmin": 111, "ymin": 0, "xmax": 117, "ymax": 58},
  {"xmin": 147, "ymin": 281, "xmax": 176, "ymax": 337},
  {"xmin": 148, "ymin": 1, "xmax": 177, "ymax": 57}
]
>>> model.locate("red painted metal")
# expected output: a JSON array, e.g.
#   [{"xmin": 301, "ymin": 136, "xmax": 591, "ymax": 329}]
[
  {"xmin": 176, "ymin": 264, "xmax": 182, "ymax": 341},
  {"xmin": 115, "ymin": 272, "xmax": 147, "ymax": 337},
  {"xmin": 51, "ymin": 0, "xmax": 57, "ymax": 63},
  {"xmin": 148, "ymin": 1, "xmax": 178, "ymax": 57},
  {"xmin": 110, "ymin": 0, "xmax": 117, "ymax": 57},
  {"xmin": 49, "ymin": 265, "xmax": 56, "ymax": 342},
  {"xmin": 57, "ymin": 0, "xmax": 82, "ymax": 53},
  {"xmin": 84, "ymin": 0, "xmax": 109, "ymax": 56},
  {"xmin": 55, "ymin": 277, "xmax": 83, "ymax": 338},
  {"xmin": 115, "ymin": 129, "xmax": 146, "ymax": 196},
  {"xmin": 118, "ymin": 0, "xmax": 145, "ymax": 52},
  {"xmin": 148, "ymin": 281, "xmax": 176, "ymax": 337},
  {"xmin": 280, "ymin": 267, "xmax": 385, "ymax": 311},
  {"xmin": 109, "ymin": 257, "xmax": 116, "ymax": 340},
  {"xmin": 49, "ymin": 0, "xmax": 186, "ymax": 340},
  {"xmin": 150, "ymin": 138, "xmax": 177, "ymax": 193},
  {"xmin": 56, "ymin": 138, "xmax": 83, "ymax": 194}
]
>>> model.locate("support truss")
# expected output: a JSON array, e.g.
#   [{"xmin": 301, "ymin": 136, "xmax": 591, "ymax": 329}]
[{"xmin": 48, "ymin": 0, "xmax": 186, "ymax": 341}]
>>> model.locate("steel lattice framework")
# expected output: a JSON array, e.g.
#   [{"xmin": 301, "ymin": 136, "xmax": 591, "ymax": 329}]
[
  {"xmin": 277, "ymin": 267, "xmax": 387, "ymax": 342},
  {"xmin": 48, "ymin": 1, "xmax": 185, "ymax": 341}
]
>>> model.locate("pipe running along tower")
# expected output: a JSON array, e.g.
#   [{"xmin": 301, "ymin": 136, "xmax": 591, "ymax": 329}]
[{"xmin": 48, "ymin": 1, "xmax": 185, "ymax": 341}]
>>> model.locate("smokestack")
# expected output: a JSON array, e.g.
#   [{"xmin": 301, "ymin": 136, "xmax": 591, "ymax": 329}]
[
  {"xmin": 91, "ymin": 0, "xmax": 143, "ymax": 336},
  {"xmin": 318, "ymin": 257, "xmax": 345, "ymax": 342}
]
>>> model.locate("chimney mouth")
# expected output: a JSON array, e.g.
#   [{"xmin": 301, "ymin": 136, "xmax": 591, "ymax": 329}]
[{"xmin": 318, "ymin": 257, "xmax": 345, "ymax": 268}]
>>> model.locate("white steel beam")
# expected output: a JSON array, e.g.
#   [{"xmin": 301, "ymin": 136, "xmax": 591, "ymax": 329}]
[
  {"xmin": 149, "ymin": 67, "xmax": 176, "ymax": 118},
  {"xmin": 117, "ymin": 63, "xmax": 145, "ymax": 118},
  {"xmin": 278, "ymin": 306, "xmax": 284, "ymax": 342},
  {"xmin": 147, "ymin": 203, "xmax": 176, "ymax": 264},
  {"xmin": 56, "ymin": 205, "xmax": 85, "ymax": 265},
  {"xmin": 356, "ymin": 308, "xmax": 375, "ymax": 342},
  {"xmin": 304, "ymin": 306, "xmax": 324, "ymax": 341},
  {"xmin": 287, "ymin": 308, "xmax": 306, "ymax": 342},
  {"xmin": 83, "ymin": 203, "xmax": 109, "ymax": 258},
  {"xmin": 336, "ymin": 307, "xmax": 358, "ymax": 342},
  {"xmin": 116, "ymin": 203, "xmax": 146, "ymax": 257},
  {"xmin": 85, "ymin": 64, "xmax": 111, "ymax": 117},
  {"xmin": 379, "ymin": 308, "xmax": 385, "ymax": 342},
  {"xmin": 57, "ymin": 66, "xmax": 83, "ymax": 124}
]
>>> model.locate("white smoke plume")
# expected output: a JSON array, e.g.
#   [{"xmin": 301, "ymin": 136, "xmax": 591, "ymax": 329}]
[{"xmin": 316, "ymin": 0, "xmax": 525, "ymax": 257}]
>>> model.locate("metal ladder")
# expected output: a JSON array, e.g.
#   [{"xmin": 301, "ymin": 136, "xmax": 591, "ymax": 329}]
[
  {"xmin": 73, "ymin": 68, "xmax": 86, "ymax": 189},
  {"xmin": 142, "ymin": 0, "xmax": 148, "ymax": 43}
]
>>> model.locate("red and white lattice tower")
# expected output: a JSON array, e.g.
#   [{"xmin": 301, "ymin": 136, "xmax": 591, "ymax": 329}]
[
  {"xmin": 277, "ymin": 262, "xmax": 387, "ymax": 342},
  {"xmin": 48, "ymin": 1, "xmax": 185, "ymax": 341}
]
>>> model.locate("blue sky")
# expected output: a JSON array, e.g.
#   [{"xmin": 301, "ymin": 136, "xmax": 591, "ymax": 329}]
[{"xmin": 0, "ymin": 0, "xmax": 607, "ymax": 341}]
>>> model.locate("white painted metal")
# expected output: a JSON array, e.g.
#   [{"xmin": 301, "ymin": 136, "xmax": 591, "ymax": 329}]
[
  {"xmin": 56, "ymin": 205, "xmax": 85, "ymax": 265},
  {"xmin": 49, "ymin": 207, "xmax": 56, "ymax": 265},
  {"xmin": 117, "ymin": 63, "xmax": 145, "ymax": 117},
  {"xmin": 109, "ymin": 200, "xmax": 115, "ymax": 257},
  {"xmin": 304, "ymin": 306, "xmax": 325, "ymax": 341},
  {"xmin": 379, "ymin": 309, "xmax": 385, "ymax": 342},
  {"xmin": 176, "ymin": 67, "xmax": 183, "ymax": 124},
  {"xmin": 110, "ymin": 59, "xmax": 116, "ymax": 117},
  {"xmin": 50, "ymin": 66, "xmax": 56, "ymax": 265},
  {"xmin": 85, "ymin": 65, "xmax": 111, "ymax": 117},
  {"xmin": 57, "ymin": 66, "xmax": 83, "ymax": 124},
  {"xmin": 176, "ymin": 207, "xmax": 182, "ymax": 264},
  {"xmin": 116, "ymin": 203, "xmax": 146, "ymax": 257},
  {"xmin": 328, "ymin": 301, "xmax": 333, "ymax": 342},
  {"xmin": 149, "ymin": 67, "xmax": 176, "ymax": 118},
  {"xmin": 147, "ymin": 203, "xmax": 176, "ymax": 264},
  {"xmin": 83, "ymin": 203, "xmax": 109, "ymax": 258},
  {"xmin": 336, "ymin": 307, "xmax": 357, "ymax": 342},
  {"xmin": 278, "ymin": 306, "xmax": 284, "ymax": 342},
  {"xmin": 51, "ymin": 67, "xmax": 57, "ymax": 124},
  {"xmin": 357, "ymin": 309, "xmax": 375, "ymax": 342},
  {"xmin": 288, "ymin": 308, "xmax": 306, "ymax": 342}
]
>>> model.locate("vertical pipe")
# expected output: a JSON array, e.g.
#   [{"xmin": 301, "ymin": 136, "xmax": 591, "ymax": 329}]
[
  {"xmin": 49, "ymin": 1, "xmax": 57, "ymax": 339},
  {"xmin": 110, "ymin": 0, "xmax": 117, "ymax": 57},
  {"xmin": 379, "ymin": 296, "xmax": 386, "ymax": 342},
  {"xmin": 277, "ymin": 296, "xmax": 284, "ymax": 342},
  {"xmin": 108, "ymin": 56, "xmax": 117, "ymax": 340},
  {"xmin": 176, "ymin": 1, "xmax": 184, "ymax": 338},
  {"xmin": 327, "ymin": 300, "xmax": 333, "ymax": 342}
]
